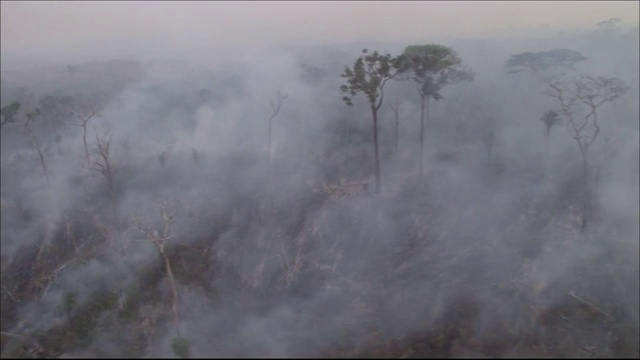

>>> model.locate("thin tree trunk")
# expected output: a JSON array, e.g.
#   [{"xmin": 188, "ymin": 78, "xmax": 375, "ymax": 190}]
[
  {"xmin": 545, "ymin": 127, "xmax": 550, "ymax": 158},
  {"xmin": 28, "ymin": 133, "xmax": 49, "ymax": 185},
  {"xmin": 65, "ymin": 218, "xmax": 79, "ymax": 257},
  {"xmin": 419, "ymin": 95, "xmax": 425, "ymax": 178},
  {"xmin": 268, "ymin": 118, "xmax": 272, "ymax": 167},
  {"xmin": 110, "ymin": 199, "xmax": 123, "ymax": 252},
  {"xmin": 161, "ymin": 251, "xmax": 181, "ymax": 337},
  {"xmin": 266, "ymin": 118, "xmax": 274, "ymax": 219},
  {"xmin": 372, "ymin": 107, "xmax": 381, "ymax": 194},
  {"xmin": 35, "ymin": 144, "xmax": 49, "ymax": 184},
  {"xmin": 82, "ymin": 125, "xmax": 89, "ymax": 166},
  {"xmin": 395, "ymin": 116, "xmax": 399, "ymax": 155},
  {"xmin": 579, "ymin": 143, "xmax": 591, "ymax": 231},
  {"xmin": 389, "ymin": 101, "xmax": 401, "ymax": 156},
  {"xmin": 345, "ymin": 121, "xmax": 350, "ymax": 145}
]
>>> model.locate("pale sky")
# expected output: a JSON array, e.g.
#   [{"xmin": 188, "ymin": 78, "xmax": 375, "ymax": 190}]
[{"xmin": 1, "ymin": 1, "xmax": 639, "ymax": 52}]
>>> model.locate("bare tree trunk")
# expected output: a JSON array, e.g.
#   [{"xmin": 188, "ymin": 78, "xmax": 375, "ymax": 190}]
[
  {"xmin": 419, "ymin": 95, "xmax": 425, "ymax": 178},
  {"xmin": 266, "ymin": 90, "xmax": 286, "ymax": 178},
  {"xmin": 24, "ymin": 125, "xmax": 50, "ymax": 185},
  {"xmin": 395, "ymin": 116, "xmax": 399, "ymax": 155},
  {"xmin": 372, "ymin": 107, "xmax": 381, "ymax": 194},
  {"xmin": 161, "ymin": 251, "xmax": 181, "ymax": 337},
  {"xmin": 579, "ymin": 142, "xmax": 591, "ymax": 231},
  {"xmin": 545, "ymin": 127, "xmax": 550, "ymax": 158},
  {"xmin": 92, "ymin": 133, "xmax": 123, "ymax": 251},
  {"xmin": 32, "ymin": 137, "xmax": 50, "ymax": 185},
  {"xmin": 266, "ymin": 118, "xmax": 274, "ymax": 220},
  {"xmin": 345, "ymin": 121, "xmax": 350, "ymax": 145},
  {"xmin": 135, "ymin": 208, "xmax": 182, "ymax": 338},
  {"xmin": 65, "ymin": 218, "xmax": 79, "ymax": 257},
  {"xmin": 82, "ymin": 125, "xmax": 89, "ymax": 166},
  {"xmin": 110, "ymin": 198, "xmax": 122, "ymax": 250},
  {"xmin": 388, "ymin": 101, "xmax": 401, "ymax": 156},
  {"xmin": 268, "ymin": 118, "xmax": 272, "ymax": 168}
]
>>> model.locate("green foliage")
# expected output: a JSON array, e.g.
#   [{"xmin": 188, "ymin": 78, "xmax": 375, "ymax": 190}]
[
  {"xmin": 63, "ymin": 291, "xmax": 77, "ymax": 312},
  {"xmin": 171, "ymin": 336, "xmax": 191, "ymax": 358},
  {"xmin": 402, "ymin": 44, "xmax": 457, "ymax": 75},
  {"xmin": 57, "ymin": 291, "xmax": 77, "ymax": 320},
  {"xmin": 340, "ymin": 49, "xmax": 404, "ymax": 109},
  {"xmin": 400, "ymin": 44, "xmax": 474, "ymax": 100},
  {"xmin": 504, "ymin": 49, "xmax": 587, "ymax": 75},
  {"xmin": 0, "ymin": 101, "xmax": 22, "ymax": 126}
]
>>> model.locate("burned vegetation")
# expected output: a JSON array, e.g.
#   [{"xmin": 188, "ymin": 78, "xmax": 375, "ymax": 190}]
[{"xmin": 1, "ymin": 20, "xmax": 639, "ymax": 359}]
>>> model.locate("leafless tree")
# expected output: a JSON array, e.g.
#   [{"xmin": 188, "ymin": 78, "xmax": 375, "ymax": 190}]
[
  {"xmin": 134, "ymin": 204, "xmax": 182, "ymax": 338},
  {"xmin": 544, "ymin": 74, "xmax": 628, "ymax": 229},
  {"xmin": 66, "ymin": 110, "xmax": 97, "ymax": 166},
  {"xmin": 267, "ymin": 89, "xmax": 287, "ymax": 167},
  {"xmin": 90, "ymin": 130, "xmax": 123, "ymax": 250},
  {"xmin": 91, "ymin": 131, "xmax": 114, "ymax": 190},
  {"xmin": 22, "ymin": 109, "xmax": 50, "ymax": 185}
]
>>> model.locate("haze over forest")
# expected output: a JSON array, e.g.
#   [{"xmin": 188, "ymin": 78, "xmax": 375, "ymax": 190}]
[{"xmin": 1, "ymin": 1, "xmax": 639, "ymax": 358}]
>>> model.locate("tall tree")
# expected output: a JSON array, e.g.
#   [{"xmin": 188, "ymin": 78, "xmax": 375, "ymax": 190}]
[
  {"xmin": 399, "ymin": 44, "xmax": 473, "ymax": 177},
  {"xmin": 544, "ymin": 74, "xmax": 628, "ymax": 229},
  {"xmin": 341, "ymin": 49, "xmax": 404, "ymax": 194}
]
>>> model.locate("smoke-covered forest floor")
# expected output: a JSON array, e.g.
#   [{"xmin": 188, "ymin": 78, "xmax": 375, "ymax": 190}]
[
  {"xmin": 1, "ymin": 149, "xmax": 637, "ymax": 358},
  {"xmin": 1, "ymin": 27, "xmax": 639, "ymax": 358}
]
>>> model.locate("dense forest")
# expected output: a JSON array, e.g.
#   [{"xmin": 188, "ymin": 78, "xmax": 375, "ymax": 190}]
[{"xmin": 1, "ymin": 19, "xmax": 638, "ymax": 358}]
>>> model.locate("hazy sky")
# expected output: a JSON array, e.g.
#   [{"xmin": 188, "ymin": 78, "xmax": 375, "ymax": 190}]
[{"xmin": 1, "ymin": 1, "xmax": 639, "ymax": 52}]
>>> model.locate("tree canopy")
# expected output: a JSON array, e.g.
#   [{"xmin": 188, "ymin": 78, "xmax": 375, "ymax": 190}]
[
  {"xmin": 504, "ymin": 49, "xmax": 588, "ymax": 76},
  {"xmin": 340, "ymin": 49, "xmax": 404, "ymax": 109},
  {"xmin": 399, "ymin": 44, "xmax": 474, "ymax": 101}
]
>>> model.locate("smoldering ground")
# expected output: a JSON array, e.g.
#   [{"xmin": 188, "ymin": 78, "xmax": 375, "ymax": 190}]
[{"xmin": 1, "ymin": 24, "xmax": 638, "ymax": 358}]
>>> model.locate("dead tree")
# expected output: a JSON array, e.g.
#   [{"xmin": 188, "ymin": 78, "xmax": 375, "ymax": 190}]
[
  {"xmin": 43, "ymin": 92, "xmax": 103, "ymax": 166},
  {"xmin": 388, "ymin": 100, "xmax": 403, "ymax": 155},
  {"xmin": 134, "ymin": 205, "xmax": 182, "ymax": 338},
  {"xmin": 92, "ymin": 131, "xmax": 115, "ymax": 191},
  {"xmin": 267, "ymin": 90, "xmax": 287, "ymax": 167},
  {"xmin": 544, "ymin": 75, "xmax": 628, "ymax": 229},
  {"xmin": 1, "ymin": 102, "xmax": 51, "ymax": 185},
  {"xmin": 90, "ymin": 130, "xmax": 122, "ymax": 250},
  {"xmin": 66, "ymin": 110, "xmax": 97, "ymax": 166},
  {"xmin": 22, "ymin": 109, "xmax": 50, "ymax": 185}
]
